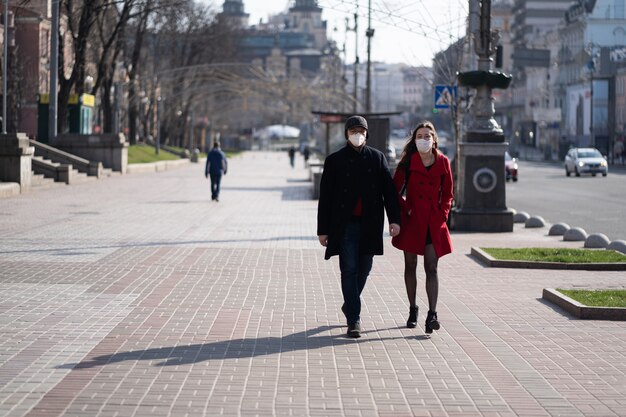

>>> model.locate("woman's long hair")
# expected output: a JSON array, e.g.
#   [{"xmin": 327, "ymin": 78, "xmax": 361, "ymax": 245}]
[{"xmin": 397, "ymin": 121, "xmax": 439, "ymax": 168}]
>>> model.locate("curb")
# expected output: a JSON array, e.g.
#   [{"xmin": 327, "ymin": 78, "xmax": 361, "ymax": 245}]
[
  {"xmin": 0, "ymin": 182, "xmax": 20, "ymax": 198},
  {"xmin": 471, "ymin": 247, "xmax": 626, "ymax": 271},
  {"xmin": 542, "ymin": 288, "xmax": 626, "ymax": 320},
  {"xmin": 126, "ymin": 158, "xmax": 193, "ymax": 174}
]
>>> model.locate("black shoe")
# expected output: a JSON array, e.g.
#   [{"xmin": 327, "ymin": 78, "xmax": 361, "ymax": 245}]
[
  {"xmin": 347, "ymin": 322, "xmax": 361, "ymax": 338},
  {"xmin": 425, "ymin": 310, "xmax": 440, "ymax": 334},
  {"xmin": 407, "ymin": 306, "xmax": 418, "ymax": 328}
]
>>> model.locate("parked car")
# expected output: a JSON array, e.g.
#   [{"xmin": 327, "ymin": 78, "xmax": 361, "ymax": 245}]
[
  {"xmin": 564, "ymin": 147, "xmax": 608, "ymax": 177},
  {"xmin": 504, "ymin": 151, "xmax": 518, "ymax": 182}
]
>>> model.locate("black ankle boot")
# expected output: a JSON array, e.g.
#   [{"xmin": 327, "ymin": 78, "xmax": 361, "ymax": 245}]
[
  {"xmin": 425, "ymin": 310, "xmax": 440, "ymax": 334},
  {"xmin": 406, "ymin": 306, "xmax": 418, "ymax": 328}
]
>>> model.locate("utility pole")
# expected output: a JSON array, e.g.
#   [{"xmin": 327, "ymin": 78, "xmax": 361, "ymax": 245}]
[
  {"xmin": 365, "ymin": 0, "xmax": 374, "ymax": 113},
  {"xmin": 345, "ymin": 8, "xmax": 359, "ymax": 113},
  {"xmin": 49, "ymin": 0, "xmax": 59, "ymax": 141},
  {"xmin": 587, "ymin": 45, "xmax": 595, "ymax": 148}
]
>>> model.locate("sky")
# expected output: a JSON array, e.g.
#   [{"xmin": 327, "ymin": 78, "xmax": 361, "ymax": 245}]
[{"xmin": 208, "ymin": 0, "xmax": 469, "ymax": 67}]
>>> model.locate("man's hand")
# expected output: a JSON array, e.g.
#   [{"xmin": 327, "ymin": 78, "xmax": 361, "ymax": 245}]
[
  {"xmin": 389, "ymin": 223, "xmax": 401, "ymax": 237},
  {"xmin": 318, "ymin": 235, "xmax": 328, "ymax": 247}
]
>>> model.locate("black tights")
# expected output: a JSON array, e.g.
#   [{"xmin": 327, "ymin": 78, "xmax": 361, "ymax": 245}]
[{"xmin": 403, "ymin": 244, "xmax": 439, "ymax": 312}]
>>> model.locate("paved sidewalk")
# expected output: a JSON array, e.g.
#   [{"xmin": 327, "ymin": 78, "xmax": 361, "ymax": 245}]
[{"xmin": 0, "ymin": 151, "xmax": 625, "ymax": 417}]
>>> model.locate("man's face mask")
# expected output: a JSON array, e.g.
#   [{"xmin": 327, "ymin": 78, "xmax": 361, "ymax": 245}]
[{"xmin": 348, "ymin": 132, "xmax": 366, "ymax": 147}]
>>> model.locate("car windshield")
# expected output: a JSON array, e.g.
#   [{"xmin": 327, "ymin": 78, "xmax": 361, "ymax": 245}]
[
  {"xmin": 578, "ymin": 150, "xmax": 602, "ymax": 158},
  {"xmin": 505, "ymin": 152, "xmax": 511, "ymax": 160}
]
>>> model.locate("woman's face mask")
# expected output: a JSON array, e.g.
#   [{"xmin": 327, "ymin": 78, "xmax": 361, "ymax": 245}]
[
  {"xmin": 415, "ymin": 138, "xmax": 433, "ymax": 153},
  {"xmin": 414, "ymin": 128, "xmax": 434, "ymax": 153}
]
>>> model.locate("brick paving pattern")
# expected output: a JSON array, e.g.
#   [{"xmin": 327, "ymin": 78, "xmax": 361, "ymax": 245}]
[{"xmin": 0, "ymin": 151, "xmax": 625, "ymax": 417}]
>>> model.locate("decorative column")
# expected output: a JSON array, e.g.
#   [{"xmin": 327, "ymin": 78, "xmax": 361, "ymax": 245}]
[{"xmin": 451, "ymin": 0, "xmax": 514, "ymax": 232}]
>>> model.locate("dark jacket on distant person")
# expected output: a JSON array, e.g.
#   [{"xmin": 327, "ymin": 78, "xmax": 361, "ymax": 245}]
[{"xmin": 205, "ymin": 148, "xmax": 228, "ymax": 176}]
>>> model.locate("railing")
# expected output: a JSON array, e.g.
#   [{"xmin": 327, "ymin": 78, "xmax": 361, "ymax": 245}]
[
  {"xmin": 29, "ymin": 139, "xmax": 102, "ymax": 177},
  {"xmin": 31, "ymin": 157, "xmax": 73, "ymax": 184}
]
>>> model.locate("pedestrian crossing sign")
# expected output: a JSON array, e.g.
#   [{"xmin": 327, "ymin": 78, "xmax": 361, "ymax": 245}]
[{"xmin": 434, "ymin": 85, "xmax": 457, "ymax": 109}]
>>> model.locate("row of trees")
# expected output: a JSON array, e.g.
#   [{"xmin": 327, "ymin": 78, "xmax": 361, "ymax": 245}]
[
  {"xmin": 13, "ymin": 0, "xmax": 350, "ymax": 148},
  {"xmin": 47, "ymin": 0, "xmax": 244, "ymax": 145}
]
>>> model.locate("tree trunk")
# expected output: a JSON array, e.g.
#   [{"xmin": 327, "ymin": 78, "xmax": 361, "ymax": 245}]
[
  {"xmin": 101, "ymin": 78, "xmax": 113, "ymax": 133},
  {"xmin": 128, "ymin": 82, "xmax": 139, "ymax": 145}
]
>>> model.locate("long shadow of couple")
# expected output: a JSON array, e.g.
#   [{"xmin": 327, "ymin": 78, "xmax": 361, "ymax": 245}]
[{"xmin": 61, "ymin": 325, "xmax": 428, "ymax": 369}]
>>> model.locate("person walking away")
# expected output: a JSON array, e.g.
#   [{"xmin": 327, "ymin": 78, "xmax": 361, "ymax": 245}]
[
  {"xmin": 317, "ymin": 115, "xmax": 401, "ymax": 338},
  {"xmin": 391, "ymin": 121, "xmax": 453, "ymax": 334},
  {"xmin": 614, "ymin": 140, "xmax": 624, "ymax": 165},
  {"xmin": 303, "ymin": 146, "xmax": 311, "ymax": 167},
  {"xmin": 288, "ymin": 146, "xmax": 296, "ymax": 168},
  {"xmin": 205, "ymin": 141, "xmax": 228, "ymax": 202}
]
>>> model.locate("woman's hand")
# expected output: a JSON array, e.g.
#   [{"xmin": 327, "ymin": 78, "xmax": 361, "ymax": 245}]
[{"xmin": 389, "ymin": 223, "xmax": 401, "ymax": 237}]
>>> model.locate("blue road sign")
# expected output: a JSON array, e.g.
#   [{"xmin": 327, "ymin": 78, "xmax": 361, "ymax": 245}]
[{"xmin": 434, "ymin": 85, "xmax": 457, "ymax": 109}]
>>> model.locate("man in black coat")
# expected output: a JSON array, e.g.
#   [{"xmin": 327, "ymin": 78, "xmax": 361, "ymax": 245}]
[{"xmin": 317, "ymin": 115, "xmax": 401, "ymax": 338}]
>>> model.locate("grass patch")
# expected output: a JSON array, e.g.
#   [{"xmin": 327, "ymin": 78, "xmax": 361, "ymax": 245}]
[
  {"xmin": 164, "ymin": 145, "xmax": 207, "ymax": 158},
  {"xmin": 556, "ymin": 289, "xmax": 626, "ymax": 308},
  {"xmin": 128, "ymin": 145, "xmax": 180, "ymax": 164},
  {"xmin": 481, "ymin": 247, "xmax": 626, "ymax": 263},
  {"xmin": 129, "ymin": 145, "xmax": 241, "ymax": 164}
]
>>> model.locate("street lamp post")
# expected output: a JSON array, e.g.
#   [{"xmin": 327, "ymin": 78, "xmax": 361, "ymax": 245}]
[
  {"xmin": 345, "ymin": 10, "xmax": 358, "ymax": 113},
  {"xmin": 49, "ymin": 0, "xmax": 59, "ymax": 141},
  {"xmin": 588, "ymin": 58, "xmax": 595, "ymax": 148},
  {"xmin": 156, "ymin": 96, "xmax": 161, "ymax": 155},
  {"xmin": 450, "ymin": 0, "xmax": 514, "ymax": 232},
  {"xmin": 3, "ymin": 0, "xmax": 8, "ymax": 134},
  {"xmin": 365, "ymin": 0, "xmax": 373, "ymax": 113}
]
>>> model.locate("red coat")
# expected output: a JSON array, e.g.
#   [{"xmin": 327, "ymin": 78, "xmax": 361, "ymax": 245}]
[{"xmin": 391, "ymin": 151, "xmax": 453, "ymax": 257}]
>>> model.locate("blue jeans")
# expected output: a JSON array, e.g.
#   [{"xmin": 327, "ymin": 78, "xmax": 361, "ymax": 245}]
[
  {"xmin": 339, "ymin": 218, "xmax": 373, "ymax": 325},
  {"xmin": 210, "ymin": 173, "xmax": 222, "ymax": 200}
]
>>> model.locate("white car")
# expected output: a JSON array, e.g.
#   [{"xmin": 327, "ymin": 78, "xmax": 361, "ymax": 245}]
[{"xmin": 564, "ymin": 147, "xmax": 608, "ymax": 177}]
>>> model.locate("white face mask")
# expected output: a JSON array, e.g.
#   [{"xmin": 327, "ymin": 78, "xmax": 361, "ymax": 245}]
[
  {"xmin": 348, "ymin": 133, "xmax": 366, "ymax": 147},
  {"xmin": 415, "ymin": 138, "xmax": 433, "ymax": 153}
]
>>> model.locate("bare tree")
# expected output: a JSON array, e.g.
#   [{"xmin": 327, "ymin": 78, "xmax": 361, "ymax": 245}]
[
  {"xmin": 56, "ymin": 0, "xmax": 103, "ymax": 134},
  {"xmin": 146, "ymin": 0, "xmax": 243, "ymax": 148}
]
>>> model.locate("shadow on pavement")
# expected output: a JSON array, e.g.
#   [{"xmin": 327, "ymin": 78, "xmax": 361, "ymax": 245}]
[{"xmin": 58, "ymin": 325, "xmax": 419, "ymax": 369}]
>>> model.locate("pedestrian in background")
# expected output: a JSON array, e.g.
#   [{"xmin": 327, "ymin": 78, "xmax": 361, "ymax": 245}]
[
  {"xmin": 205, "ymin": 141, "xmax": 228, "ymax": 202},
  {"xmin": 303, "ymin": 146, "xmax": 311, "ymax": 167},
  {"xmin": 317, "ymin": 115, "xmax": 401, "ymax": 338},
  {"xmin": 614, "ymin": 140, "xmax": 624, "ymax": 164},
  {"xmin": 288, "ymin": 146, "xmax": 296, "ymax": 168},
  {"xmin": 391, "ymin": 121, "xmax": 453, "ymax": 334}
]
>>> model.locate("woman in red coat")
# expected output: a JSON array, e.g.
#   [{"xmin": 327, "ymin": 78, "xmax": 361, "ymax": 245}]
[{"xmin": 391, "ymin": 121, "xmax": 453, "ymax": 334}]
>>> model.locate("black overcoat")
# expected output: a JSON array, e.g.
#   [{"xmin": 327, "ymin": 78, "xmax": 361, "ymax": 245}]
[{"xmin": 317, "ymin": 144, "xmax": 401, "ymax": 260}]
